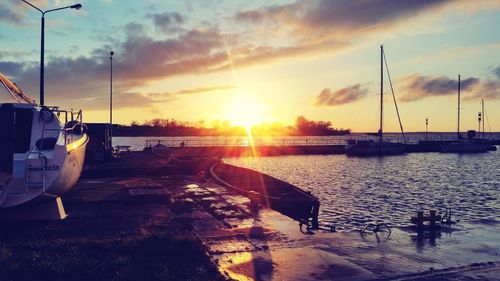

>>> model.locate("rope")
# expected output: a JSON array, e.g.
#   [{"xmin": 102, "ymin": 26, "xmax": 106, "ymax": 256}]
[
  {"xmin": 0, "ymin": 73, "xmax": 36, "ymax": 104},
  {"xmin": 382, "ymin": 49, "xmax": 406, "ymax": 143},
  {"xmin": 484, "ymin": 105, "xmax": 492, "ymax": 133}
]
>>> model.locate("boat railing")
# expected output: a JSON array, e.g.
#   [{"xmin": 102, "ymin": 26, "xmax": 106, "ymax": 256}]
[
  {"xmin": 46, "ymin": 106, "xmax": 83, "ymax": 125},
  {"xmin": 42, "ymin": 107, "xmax": 85, "ymax": 146}
]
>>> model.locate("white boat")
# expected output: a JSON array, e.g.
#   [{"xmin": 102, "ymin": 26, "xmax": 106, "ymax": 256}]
[
  {"xmin": 440, "ymin": 75, "xmax": 492, "ymax": 153},
  {"xmin": 346, "ymin": 45, "xmax": 406, "ymax": 156},
  {"xmin": 0, "ymin": 73, "xmax": 88, "ymax": 219}
]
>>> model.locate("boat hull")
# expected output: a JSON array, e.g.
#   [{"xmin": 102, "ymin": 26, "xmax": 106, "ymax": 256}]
[
  {"xmin": 345, "ymin": 142, "xmax": 406, "ymax": 156},
  {"xmin": 47, "ymin": 136, "xmax": 88, "ymax": 195},
  {"xmin": 440, "ymin": 142, "xmax": 493, "ymax": 153},
  {"xmin": 1, "ymin": 135, "xmax": 88, "ymax": 208},
  {"xmin": 210, "ymin": 161, "xmax": 320, "ymax": 225}
]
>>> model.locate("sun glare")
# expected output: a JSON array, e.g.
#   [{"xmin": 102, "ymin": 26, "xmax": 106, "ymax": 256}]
[{"xmin": 221, "ymin": 94, "xmax": 272, "ymax": 129}]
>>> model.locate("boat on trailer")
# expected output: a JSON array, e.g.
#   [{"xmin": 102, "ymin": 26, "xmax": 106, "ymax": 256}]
[
  {"xmin": 210, "ymin": 161, "xmax": 320, "ymax": 228},
  {"xmin": 0, "ymin": 73, "xmax": 88, "ymax": 219}
]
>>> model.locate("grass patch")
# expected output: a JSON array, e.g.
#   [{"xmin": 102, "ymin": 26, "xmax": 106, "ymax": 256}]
[{"xmin": 0, "ymin": 235, "xmax": 224, "ymax": 281}]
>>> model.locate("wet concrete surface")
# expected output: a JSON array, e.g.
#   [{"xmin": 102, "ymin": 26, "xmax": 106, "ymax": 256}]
[
  {"xmin": 95, "ymin": 171, "xmax": 500, "ymax": 278},
  {"xmin": 3, "ymin": 152, "xmax": 498, "ymax": 280},
  {"xmin": 81, "ymin": 154, "xmax": 500, "ymax": 280}
]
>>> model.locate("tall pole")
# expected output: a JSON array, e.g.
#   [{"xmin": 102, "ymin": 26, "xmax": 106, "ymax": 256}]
[
  {"xmin": 22, "ymin": 1, "xmax": 82, "ymax": 107},
  {"xmin": 40, "ymin": 16, "xmax": 45, "ymax": 106},
  {"xmin": 426, "ymin": 118, "xmax": 428, "ymax": 141},
  {"xmin": 380, "ymin": 45, "xmax": 383, "ymax": 143},
  {"xmin": 457, "ymin": 74, "xmax": 461, "ymax": 141},
  {"xmin": 110, "ymin": 51, "xmax": 114, "ymax": 125}
]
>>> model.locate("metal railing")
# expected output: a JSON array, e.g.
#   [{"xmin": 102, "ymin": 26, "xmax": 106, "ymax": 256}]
[
  {"xmin": 142, "ymin": 134, "xmax": 500, "ymax": 149},
  {"xmin": 42, "ymin": 107, "xmax": 85, "ymax": 145}
]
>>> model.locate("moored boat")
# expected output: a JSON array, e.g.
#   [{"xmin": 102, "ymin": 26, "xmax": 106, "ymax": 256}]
[
  {"xmin": 440, "ymin": 75, "xmax": 494, "ymax": 153},
  {"xmin": 440, "ymin": 141, "xmax": 493, "ymax": 153},
  {"xmin": 346, "ymin": 45, "xmax": 406, "ymax": 156},
  {"xmin": 346, "ymin": 140, "xmax": 406, "ymax": 156}
]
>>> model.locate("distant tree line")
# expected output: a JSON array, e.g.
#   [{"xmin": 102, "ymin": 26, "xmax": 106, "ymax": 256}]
[{"xmin": 113, "ymin": 116, "xmax": 350, "ymax": 136}]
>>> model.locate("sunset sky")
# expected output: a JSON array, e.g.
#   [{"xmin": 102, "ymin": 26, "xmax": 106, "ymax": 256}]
[{"xmin": 1, "ymin": 0, "xmax": 500, "ymax": 132}]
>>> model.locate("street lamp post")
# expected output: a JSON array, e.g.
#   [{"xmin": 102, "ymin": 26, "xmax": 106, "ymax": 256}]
[
  {"xmin": 22, "ymin": 0, "xmax": 82, "ymax": 106},
  {"xmin": 110, "ymin": 51, "xmax": 114, "ymax": 125}
]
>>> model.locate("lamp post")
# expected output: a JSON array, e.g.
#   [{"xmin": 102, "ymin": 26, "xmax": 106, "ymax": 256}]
[
  {"xmin": 110, "ymin": 51, "xmax": 114, "ymax": 125},
  {"xmin": 22, "ymin": 0, "xmax": 82, "ymax": 107}
]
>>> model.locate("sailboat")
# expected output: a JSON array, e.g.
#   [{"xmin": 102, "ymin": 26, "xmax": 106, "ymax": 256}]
[
  {"xmin": 440, "ymin": 75, "xmax": 493, "ymax": 153},
  {"xmin": 0, "ymin": 72, "xmax": 88, "ymax": 219},
  {"xmin": 345, "ymin": 45, "xmax": 406, "ymax": 156}
]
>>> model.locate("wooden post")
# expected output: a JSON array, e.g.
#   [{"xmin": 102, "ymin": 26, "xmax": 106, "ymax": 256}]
[
  {"xmin": 429, "ymin": 210, "xmax": 436, "ymax": 228},
  {"xmin": 417, "ymin": 210, "xmax": 424, "ymax": 230}
]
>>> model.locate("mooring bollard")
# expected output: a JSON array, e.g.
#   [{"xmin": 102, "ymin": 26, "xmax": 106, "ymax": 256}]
[
  {"xmin": 429, "ymin": 210, "xmax": 436, "ymax": 228},
  {"xmin": 417, "ymin": 210, "xmax": 424, "ymax": 229},
  {"xmin": 411, "ymin": 209, "xmax": 443, "ymax": 233}
]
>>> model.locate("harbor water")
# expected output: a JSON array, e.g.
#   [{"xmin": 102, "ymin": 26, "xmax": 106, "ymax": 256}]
[{"xmin": 225, "ymin": 152, "xmax": 499, "ymax": 231}]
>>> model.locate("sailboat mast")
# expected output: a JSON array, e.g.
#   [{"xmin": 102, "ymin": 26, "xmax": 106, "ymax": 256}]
[
  {"xmin": 380, "ymin": 45, "xmax": 384, "ymax": 142},
  {"xmin": 457, "ymin": 74, "xmax": 461, "ymax": 141}
]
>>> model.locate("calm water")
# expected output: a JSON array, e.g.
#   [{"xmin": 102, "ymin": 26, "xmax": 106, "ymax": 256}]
[{"xmin": 224, "ymin": 152, "xmax": 499, "ymax": 231}]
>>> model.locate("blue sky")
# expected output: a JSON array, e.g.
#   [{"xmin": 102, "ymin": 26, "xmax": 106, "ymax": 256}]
[{"xmin": 1, "ymin": 0, "xmax": 500, "ymax": 132}]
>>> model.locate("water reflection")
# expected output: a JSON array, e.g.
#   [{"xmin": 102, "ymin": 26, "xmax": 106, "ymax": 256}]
[
  {"xmin": 225, "ymin": 151, "xmax": 499, "ymax": 231},
  {"xmin": 223, "ymin": 216, "xmax": 274, "ymax": 281}
]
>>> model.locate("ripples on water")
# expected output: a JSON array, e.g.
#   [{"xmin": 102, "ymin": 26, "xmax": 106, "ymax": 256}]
[{"xmin": 224, "ymin": 152, "xmax": 500, "ymax": 231}]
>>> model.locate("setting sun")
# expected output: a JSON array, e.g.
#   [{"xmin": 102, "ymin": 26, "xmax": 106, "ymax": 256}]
[{"xmin": 220, "ymin": 94, "xmax": 273, "ymax": 128}]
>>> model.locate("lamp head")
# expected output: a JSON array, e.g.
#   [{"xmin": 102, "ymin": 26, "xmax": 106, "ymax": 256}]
[{"xmin": 71, "ymin": 3, "xmax": 82, "ymax": 10}]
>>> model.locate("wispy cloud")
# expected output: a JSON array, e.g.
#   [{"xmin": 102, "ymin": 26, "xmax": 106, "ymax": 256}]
[
  {"xmin": 400, "ymin": 75, "xmax": 479, "ymax": 102},
  {"xmin": 0, "ymin": 2, "xmax": 26, "ymax": 25},
  {"xmin": 315, "ymin": 84, "xmax": 368, "ymax": 106},
  {"xmin": 236, "ymin": 0, "xmax": 456, "ymax": 42},
  {"xmin": 83, "ymin": 92, "xmax": 175, "ymax": 110},
  {"xmin": 174, "ymin": 85, "xmax": 237, "ymax": 95},
  {"xmin": 493, "ymin": 66, "xmax": 500, "ymax": 80},
  {"xmin": 147, "ymin": 11, "xmax": 184, "ymax": 34},
  {"xmin": 400, "ymin": 68, "xmax": 500, "ymax": 101},
  {"xmin": 147, "ymin": 85, "xmax": 236, "ymax": 98},
  {"xmin": 408, "ymin": 43, "xmax": 500, "ymax": 64}
]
